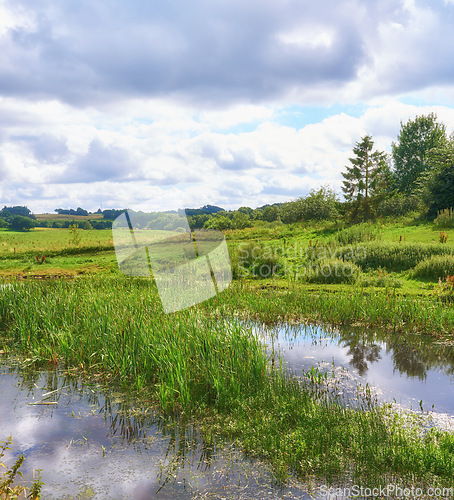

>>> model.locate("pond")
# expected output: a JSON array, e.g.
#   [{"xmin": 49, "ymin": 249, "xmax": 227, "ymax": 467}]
[
  {"xmin": 255, "ymin": 322, "xmax": 454, "ymax": 427},
  {"xmin": 0, "ymin": 359, "xmax": 312, "ymax": 499},
  {"xmin": 2, "ymin": 321, "xmax": 454, "ymax": 498}
]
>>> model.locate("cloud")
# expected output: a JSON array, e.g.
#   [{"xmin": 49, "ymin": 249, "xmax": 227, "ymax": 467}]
[
  {"xmin": 3, "ymin": 96, "xmax": 454, "ymax": 213},
  {"xmin": 12, "ymin": 134, "xmax": 69, "ymax": 163},
  {"xmin": 58, "ymin": 138, "xmax": 135, "ymax": 183},
  {"xmin": 354, "ymin": 0, "xmax": 454, "ymax": 99},
  {"xmin": 0, "ymin": 0, "xmax": 407, "ymax": 108}
]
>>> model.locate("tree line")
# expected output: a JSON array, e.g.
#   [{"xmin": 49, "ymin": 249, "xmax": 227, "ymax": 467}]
[
  {"xmin": 1, "ymin": 113, "xmax": 453, "ymax": 231},
  {"xmin": 198, "ymin": 112, "xmax": 454, "ymax": 229}
]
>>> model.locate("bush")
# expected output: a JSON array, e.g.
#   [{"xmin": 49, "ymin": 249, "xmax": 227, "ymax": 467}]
[
  {"xmin": 412, "ymin": 255, "xmax": 454, "ymax": 281},
  {"xmin": 334, "ymin": 223, "xmax": 381, "ymax": 246},
  {"xmin": 281, "ymin": 186, "xmax": 338, "ymax": 223},
  {"xmin": 299, "ymin": 258, "xmax": 361, "ymax": 284},
  {"xmin": 203, "ymin": 215, "xmax": 232, "ymax": 231},
  {"xmin": 376, "ymin": 194, "xmax": 422, "ymax": 218},
  {"xmin": 9, "ymin": 215, "xmax": 36, "ymax": 231}
]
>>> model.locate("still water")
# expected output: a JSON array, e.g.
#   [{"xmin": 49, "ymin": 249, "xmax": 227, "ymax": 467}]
[
  {"xmin": 0, "ymin": 359, "xmax": 312, "ymax": 499},
  {"xmin": 2, "ymin": 322, "xmax": 454, "ymax": 498},
  {"xmin": 256, "ymin": 323, "xmax": 454, "ymax": 418}
]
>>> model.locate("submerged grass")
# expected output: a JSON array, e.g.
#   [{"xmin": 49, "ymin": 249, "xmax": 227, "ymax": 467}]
[{"xmin": 1, "ymin": 276, "xmax": 454, "ymax": 489}]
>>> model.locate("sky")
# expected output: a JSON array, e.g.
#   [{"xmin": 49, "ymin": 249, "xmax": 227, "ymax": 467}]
[{"xmin": 1, "ymin": 0, "xmax": 454, "ymax": 213}]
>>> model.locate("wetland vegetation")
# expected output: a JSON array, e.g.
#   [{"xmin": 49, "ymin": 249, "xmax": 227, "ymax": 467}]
[{"xmin": 2, "ymin": 113, "xmax": 454, "ymax": 496}]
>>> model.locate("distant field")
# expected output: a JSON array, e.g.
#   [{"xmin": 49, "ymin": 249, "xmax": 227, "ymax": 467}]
[
  {"xmin": 0, "ymin": 227, "xmax": 116, "ymax": 277},
  {"xmin": 0, "ymin": 227, "xmax": 113, "ymax": 255},
  {"xmin": 35, "ymin": 213, "xmax": 104, "ymax": 221}
]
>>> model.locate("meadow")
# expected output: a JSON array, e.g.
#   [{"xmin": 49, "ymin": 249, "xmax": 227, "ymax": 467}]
[{"xmin": 1, "ymin": 217, "xmax": 454, "ymax": 491}]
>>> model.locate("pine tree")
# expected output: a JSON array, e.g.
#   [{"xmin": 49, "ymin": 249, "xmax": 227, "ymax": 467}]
[{"xmin": 342, "ymin": 135, "xmax": 388, "ymax": 222}]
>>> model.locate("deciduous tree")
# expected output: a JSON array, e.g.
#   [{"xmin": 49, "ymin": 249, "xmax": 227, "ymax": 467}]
[{"xmin": 392, "ymin": 113, "xmax": 447, "ymax": 195}]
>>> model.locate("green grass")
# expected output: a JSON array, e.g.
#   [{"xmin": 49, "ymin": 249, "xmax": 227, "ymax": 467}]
[
  {"xmin": 0, "ymin": 227, "xmax": 113, "ymax": 257},
  {"xmin": 0, "ymin": 228, "xmax": 115, "ymax": 277}
]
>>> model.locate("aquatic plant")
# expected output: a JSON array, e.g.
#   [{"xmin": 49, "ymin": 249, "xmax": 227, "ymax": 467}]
[
  {"xmin": 2, "ymin": 277, "xmax": 454, "ymax": 488},
  {"xmin": 0, "ymin": 436, "xmax": 43, "ymax": 499}
]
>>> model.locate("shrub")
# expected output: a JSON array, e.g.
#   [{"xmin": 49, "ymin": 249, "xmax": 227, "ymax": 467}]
[
  {"xmin": 412, "ymin": 255, "xmax": 454, "ymax": 281},
  {"xmin": 376, "ymin": 194, "xmax": 422, "ymax": 218},
  {"xmin": 281, "ymin": 186, "xmax": 338, "ymax": 223},
  {"xmin": 9, "ymin": 215, "xmax": 36, "ymax": 231}
]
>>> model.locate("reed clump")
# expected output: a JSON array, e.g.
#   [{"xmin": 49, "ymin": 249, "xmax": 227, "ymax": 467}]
[
  {"xmin": 301, "ymin": 258, "xmax": 361, "ymax": 284},
  {"xmin": 434, "ymin": 208, "xmax": 454, "ymax": 229},
  {"xmin": 342, "ymin": 242, "xmax": 454, "ymax": 273},
  {"xmin": 357, "ymin": 269, "xmax": 403, "ymax": 289},
  {"xmin": 0, "ymin": 277, "xmax": 267, "ymax": 414},
  {"xmin": 333, "ymin": 222, "xmax": 381, "ymax": 246},
  {"xmin": 412, "ymin": 255, "xmax": 454, "ymax": 281}
]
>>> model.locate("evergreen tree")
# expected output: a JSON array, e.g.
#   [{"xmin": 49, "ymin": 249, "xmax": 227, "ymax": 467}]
[{"xmin": 342, "ymin": 135, "xmax": 388, "ymax": 222}]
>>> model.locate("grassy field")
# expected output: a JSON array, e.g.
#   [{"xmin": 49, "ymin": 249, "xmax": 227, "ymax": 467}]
[
  {"xmin": 2, "ymin": 218, "xmax": 454, "ymax": 490},
  {"xmin": 34, "ymin": 213, "xmax": 104, "ymax": 221},
  {"xmin": 0, "ymin": 227, "xmax": 115, "ymax": 277}
]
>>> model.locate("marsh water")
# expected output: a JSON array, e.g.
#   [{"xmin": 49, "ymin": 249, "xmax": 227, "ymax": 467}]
[
  {"xmin": 256, "ymin": 323, "xmax": 454, "ymax": 418},
  {"xmin": 0, "ymin": 360, "xmax": 312, "ymax": 499},
  {"xmin": 2, "ymin": 322, "xmax": 454, "ymax": 498}
]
